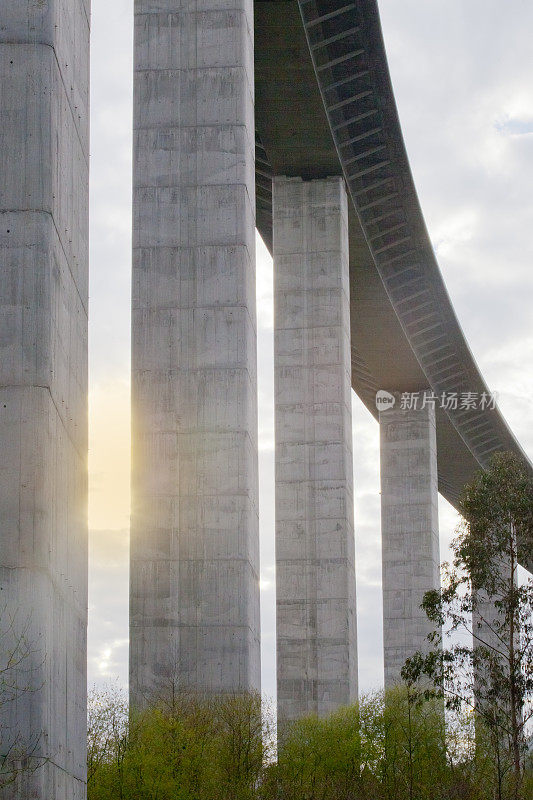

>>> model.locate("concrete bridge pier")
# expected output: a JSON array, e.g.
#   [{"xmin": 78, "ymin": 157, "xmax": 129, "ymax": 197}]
[
  {"xmin": 473, "ymin": 547, "xmax": 519, "ymax": 718},
  {"xmin": 379, "ymin": 399, "xmax": 441, "ymax": 687},
  {"xmin": 130, "ymin": 0, "xmax": 260, "ymax": 705},
  {"xmin": 0, "ymin": 2, "xmax": 90, "ymax": 797},
  {"xmin": 273, "ymin": 176, "xmax": 358, "ymax": 725}
]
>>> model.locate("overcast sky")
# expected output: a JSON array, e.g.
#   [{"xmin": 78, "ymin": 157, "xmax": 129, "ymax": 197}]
[{"xmin": 87, "ymin": 0, "xmax": 533, "ymax": 706}]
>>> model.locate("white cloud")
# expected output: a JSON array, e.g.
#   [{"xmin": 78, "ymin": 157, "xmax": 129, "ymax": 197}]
[{"xmin": 88, "ymin": 528, "xmax": 129, "ymax": 689}]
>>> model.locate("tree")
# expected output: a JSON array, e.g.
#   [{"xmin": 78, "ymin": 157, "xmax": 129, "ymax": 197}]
[
  {"xmin": 264, "ymin": 704, "xmax": 364, "ymax": 800},
  {"xmin": 0, "ymin": 606, "xmax": 45, "ymax": 792},
  {"xmin": 263, "ymin": 691, "xmax": 452, "ymax": 800},
  {"xmin": 87, "ymin": 684, "xmax": 129, "ymax": 794},
  {"xmin": 88, "ymin": 686, "xmax": 532, "ymax": 800},
  {"xmin": 380, "ymin": 686, "xmax": 447, "ymax": 800},
  {"xmin": 402, "ymin": 452, "xmax": 533, "ymax": 800},
  {"xmin": 87, "ymin": 688, "xmax": 271, "ymax": 800}
]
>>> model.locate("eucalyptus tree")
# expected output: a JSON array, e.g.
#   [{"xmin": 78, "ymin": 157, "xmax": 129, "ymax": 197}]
[{"xmin": 402, "ymin": 453, "xmax": 533, "ymax": 800}]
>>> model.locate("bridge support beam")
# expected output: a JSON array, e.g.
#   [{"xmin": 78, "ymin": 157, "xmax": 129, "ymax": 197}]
[
  {"xmin": 130, "ymin": 0, "xmax": 260, "ymax": 705},
  {"xmin": 274, "ymin": 176, "xmax": 358, "ymax": 725},
  {"xmin": 380, "ymin": 399, "xmax": 441, "ymax": 688},
  {"xmin": 0, "ymin": 2, "xmax": 89, "ymax": 797}
]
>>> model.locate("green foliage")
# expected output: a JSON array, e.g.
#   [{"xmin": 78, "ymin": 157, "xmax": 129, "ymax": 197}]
[
  {"xmin": 264, "ymin": 688, "xmax": 448, "ymax": 800},
  {"xmin": 88, "ymin": 686, "xmax": 532, "ymax": 800},
  {"xmin": 263, "ymin": 688, "xmax": 522, "ymax": 800},
  {"xmin": 402, "ymin": 452, "xmax": 533, "ymax": 800},
  {"xmin": 459, "ymin": 452, "xmax": 533, "ymax": 582},
  {"xmin": 87, "ymin": 688, "xmax": 271, "ymax": 800},
  {"xmin": 379, "ymin": 686, "xmax": 447, "ymax": 800},
  {"xmin": 264, "ymin": 704, "xmax": 364, "ymax": 800}
]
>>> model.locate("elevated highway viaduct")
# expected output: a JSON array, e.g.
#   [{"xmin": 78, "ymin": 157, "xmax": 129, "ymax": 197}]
[
  {"xmin": 129, "ymin": 0, "xmax": 532, "ymax": 727},
  {"xmin": 253, "ymin": 0, "xmax": 533, "ymax": 718},
  {"xmin": 255, "ymin": 0, "xmax": 531, "ymax": 509},
  {"xmin": 2, "ymin": 3, "xmax": 529, "ymax": 794}
]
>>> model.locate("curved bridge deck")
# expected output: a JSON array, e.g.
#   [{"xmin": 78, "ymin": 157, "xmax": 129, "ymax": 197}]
[{"xmin": 254, "ymin": 0, "xmax": 531, "ymax": 528}]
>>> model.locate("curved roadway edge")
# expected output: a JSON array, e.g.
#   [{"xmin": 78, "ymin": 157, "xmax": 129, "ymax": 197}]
[
  {"xmin": 296, "ymin": 0, "xmax": 531, "ymax": 462},
  {"xmin": 254, "ymin": 0, "xmax": 531, "ymax": 568}
]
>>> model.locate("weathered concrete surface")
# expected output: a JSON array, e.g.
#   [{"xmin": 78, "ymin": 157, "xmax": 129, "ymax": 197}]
[
  {"xmin": 379, "ymin": 400, "xmax": 441, "ymax": 687},
  {"xmin": 0, "ymin": 2, "xmax": 89, "ymax": 798},
  {"xmin": 472, "ymin": 548, "xmax": 519, "ymax": 717},
  {"xmin": 274, "ymin": 176, "xmax": 357, "ymax": 724},
  {"xmin": 130, "ymin": 0, "xmax": 260, "ymax": 705}
]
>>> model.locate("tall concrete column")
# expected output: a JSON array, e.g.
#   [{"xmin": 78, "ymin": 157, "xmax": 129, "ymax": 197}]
[
  {"xmin": 473, "ymin": 588, "xmax": 508, "ymax": 708},
  {"xmin": 473, "ymin": 545, "xmax": 519, "ymax": 718},
  {"xmin": 0, "ymin": 2, "xmax": 89, "ymax": 798},
  {"xmin": 379, "ymin": 399, "xmax": 441, "ymax": 688},
  {"xmin": 274, "ymin": 176, "xmax": 357, "ymax": 725},
  {"xmin": 130, "ymin": 1, "xmax": 260, "ymax": 705}
]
